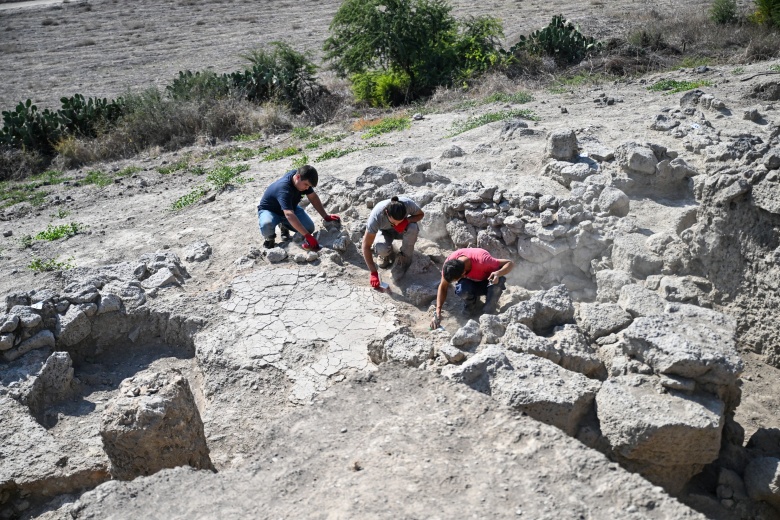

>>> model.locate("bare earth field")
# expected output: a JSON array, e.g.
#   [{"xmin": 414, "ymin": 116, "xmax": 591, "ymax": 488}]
[{"xmin": 2, "ymin": 0, "xmax": 780, "ymax": 519}]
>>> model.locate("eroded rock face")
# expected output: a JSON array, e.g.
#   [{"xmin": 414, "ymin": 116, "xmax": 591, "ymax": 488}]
[{"xmin": 100, "ymin": 370, "xmax": 213, "ymax": 480}]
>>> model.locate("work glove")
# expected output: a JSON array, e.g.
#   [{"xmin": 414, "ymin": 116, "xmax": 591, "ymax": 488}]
[
  {"xmin": 370, "ymin": 271, "xmax": 380, "ymax": 288},
  {"xmin": 302, "ymin": 233, "xmax": 320, "ymax": 251},
  {"xmin": 392, "ymin": 219, "xmax": 409, "ymax": 233},
  {"xmin": 323, "ymin": 214, "xmax": 341, "ymax": 222}
]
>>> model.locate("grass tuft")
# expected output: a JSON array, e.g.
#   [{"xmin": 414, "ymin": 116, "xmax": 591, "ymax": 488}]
[
  {"xmin": 171, "ymin": 186, "xmax": 208, "ymax": 211},
  {"xmin": 648, "ymin": 79, "xmax": 712, "ymax": 93},
  {"xmin": 357, "ymin": 115, "xmax": 411, "ymax": 139},
  {"xmin": 448, "ymin": 108, "xmax": 539, "ymax": 137},
  {"xmin": 28, "ymin": 256, "xmax": 74, "ymax": 272},
  {"xmin": 262, "ymin": 146, "xmax": 299, "ymax": 162},
  {"xmin": 83, "ymin": 170, "xmax": 112, "ymax": 187},
  {"xmin": 315, "ymin": 147, "xmax": 361, "ymax": 162},
  {"xmin": 34, "ymin": 222, "xmax": 82, "ymax": 241},
  {"xmin": 206, "ymin": 163, "xmax": 250, "ymax": 192}
]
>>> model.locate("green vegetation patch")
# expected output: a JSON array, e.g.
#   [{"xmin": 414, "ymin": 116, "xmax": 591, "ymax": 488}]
[
  {"xmin": 361, "ymin": 116, "xmax": 411, "ymax": 139},
  {"xmin": 34, "ymin": 222, "xmax": 82, "ymax": 241},
  {"xmin": 117, "ymin": 166, "xmax": 142, "ymax": 177},
  {"xmin": 28, "ymin": 256, "xmax": 74, "ymax": 272},
  {"xmin": 171, "ymin": 186, "xmax": 208, "ymax": 211},
  {"xmin": 304, "ymin": 133, "xmax": 347, "ymax": 150},
  {"xmin": 315, "ymin": 147, "xmax": 361, "ymax": 162},
  {"xmin": 206, "ymin": 163, "xmax": 250, "ymax": 192},
  {"xmin": 233, "ymin": 132, "xmax": 264, "ymax": 142},
  {"xmin": 83, "ymin": 169, "xmax": 112, "ymax": 187},
  {"xmin": 262, "ymin": 146, "xmax": 299, "ymax": 162},
  {"xmin": 648, "ymin": 79, "xmax": 713, "ymax": 94},
  {"xmin": 291, "ymin": 154, "xmax": 309, "ymax": 169},
  {"xmin": 448, "ymin": 108, "xmax": 539, "ymax": 137},
  {"xmin": 157, "ymin": 158, "xmax": 190, "ymax": 175},
  {"xmin": 207, "ymin": 146, "xmax": 268, "ymax": 162}
]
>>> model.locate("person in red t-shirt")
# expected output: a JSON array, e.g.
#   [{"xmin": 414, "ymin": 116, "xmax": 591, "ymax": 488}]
[{"xmin": 430, "ymin": 248, "xmax": 514, "ymax": 328}]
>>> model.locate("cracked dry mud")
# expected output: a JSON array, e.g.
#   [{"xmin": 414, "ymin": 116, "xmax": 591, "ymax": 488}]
[{"xmin": 3, "ymin": 0, "xmax": 780, "ymax": 519}]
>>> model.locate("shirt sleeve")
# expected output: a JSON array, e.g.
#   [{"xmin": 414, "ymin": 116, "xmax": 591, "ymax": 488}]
[
  {"xmin": 403, "ymin": 198, "xmax": 421, "ymax": 217},
  {"xmin": 480, "ymin": 250, "xmax": 502, "ymax": 272}
]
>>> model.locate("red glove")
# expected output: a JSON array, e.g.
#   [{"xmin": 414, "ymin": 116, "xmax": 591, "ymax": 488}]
[
  {"xmin": 324, "ymin": 214, "xmax": 340, "ymax": 222},
  {"xmin": 302, "ymin": 233, "xmax": 320, "ymax": 251},
  {"xmin": 392, "ymin": 219, "xmax": 409, "ymax": 233},
  {"xmin": 370, "ymin": 271, "xmax": 380, "ymax": 288}
]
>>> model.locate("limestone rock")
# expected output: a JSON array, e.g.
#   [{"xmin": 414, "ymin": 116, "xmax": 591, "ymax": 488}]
[
  {"xmin": 440, "ymin": 145, "xmax": 464, "ymax": 159},
  {"xmin": 596, "ymin": 187, "xmax": 630, "ymax": 217},
  {"xmin": 265, "ymin": 247, "xmax": 288, "ymax": 264},
  {"xmin": 443, "ymin": 345, "xmax": 601, "ymax": 436},
  {"xmin": 97, "ymin": 293, "xmax": 122, "ymax": 315},
  {"xmin": 504, "ymin": 285, "xmax": 575, "ymax": 334},
  {"xmin": 615, "ymin": 142, "xmax": 658, "ymax": 175},
  {"xmin": 502, "ymin": 323, "xmax": 561, "ymax": 364},
  {"xmin": 545, "ymin": 129, "xmax": 579, "ymax": 161},
  {"xmin": 618, "ymin": 304, "xmax": 743, "ymax": 387},
  {"xmin": 596, "ymin": 270, "xmax": 633, "ymax": 303},
  {"xmin": 611, "ymin": 233, "xmax": 664, "ymax": 278},
  {"xmin": 55, "ymin": 305, "xmax": 91, "ymax": 347},
  {"xmin": 4, "ymin": 330, "xmax": 55, "ymax": 362},
  {"xmin": 596, "ymin": 374, "xmax": 725, "ymax": 493},
  {"xmin": 446, "ymin": 219, "xmax": 477, "ymax": 248},
  {"xmin": 368, "ymin": 333, "xmax": 433, "ymax": 367},
  {"xmin": 184, "ymin": 240, "xmax": 212, "ymax": 262},
  {"xmin": 618, "ymin": 284, "xmax": 667, "ymax": 317},
  {"xmin": 356, "ymin": 166, "xmax": 397, "ymax": 187},
  {"xmin": 550, "ymin": 324, "xmax": 606, "ymax": 379},
  {"xmin": 577, "ymin": 302, "xmax": 633, "ymax": 340},
  {"xmin": 744, "ymin": 457, "xmax": 780, "ymax": 510},
  {"xmin": 451, "ymin": 320, "xmax": 481, "ymax": 348},
  {"xmin": 403, "ymin": 284, "xmax": 437, "ymax": 308},
  {"xmin": 100, "ymin": 370, "xmax": 213, "ymax": 480},
  {"xmin": 140, "ymin": 267, "xmax": 179, "ymax": 288}
]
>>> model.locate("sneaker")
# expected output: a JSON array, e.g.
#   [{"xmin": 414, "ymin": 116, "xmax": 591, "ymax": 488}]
[
  {"xmin": 263, "ymin": 236, "xmax": 276, "ymax": 249},
  {"xmin": 280, "ymin": 226, "xmax": 291, "ymax": 241}
]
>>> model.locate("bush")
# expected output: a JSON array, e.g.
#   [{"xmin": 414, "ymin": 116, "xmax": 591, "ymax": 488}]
[
  {"xmin": 57, "ymin": 94, "xmax": 125, "ymax": 138},
  {"xmin": 166, "ymin": 70, "xmax": 231, "ymax": 101},
  {"xmin": 0, "ymin": 100, "xmax": 62, "ymax": 155},
  {"xmin": 753, "ymin": 0, "xmax": 780, "ymax": 26},
  {"xmin": 325, "ymin": 0, "xmax": 505, "ymax": 101},
  {"xmin": 711, "ymin": 0, "xmax": 738, "ymax": 24},
  {"xmin": 510, "ymin": 15, "xmax": 601, "ymax": 64},
  {"xmin": 351, "ymin": 70, "xmax": 410, "ymax": 107}
]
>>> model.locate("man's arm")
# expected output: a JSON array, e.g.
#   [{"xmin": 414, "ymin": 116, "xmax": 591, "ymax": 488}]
[
  {"xmin": 407, "ymin": 208, "xmax": 424, "ymax": 223},
  {"xmin": 306, "ymin": 192, "xmax": 329, "ymax": 219},
  {"xmin": 431, "ymin": 275, "xmax": 449, "ymax": 328},
  {"xmin": 362, "ymin": 231, "xmax": 378, "ymax": 272},
  {"xmin": 487, "ymin": 259, "xmax": 514, "ymax": 284},
  {"xmin": 282, "ymin": 209, "xmax": 312, "ymax": 237}
]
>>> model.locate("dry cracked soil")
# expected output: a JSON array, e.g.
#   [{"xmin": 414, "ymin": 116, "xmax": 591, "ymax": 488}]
[{"xmin": 2, "ymin": 0, "xmax": 780, "ymax": 519}]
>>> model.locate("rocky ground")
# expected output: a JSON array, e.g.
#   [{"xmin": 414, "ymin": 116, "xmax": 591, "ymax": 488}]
[{"xmin": 3, "ymin": 0, "xmax": 780, "ymax": 519}]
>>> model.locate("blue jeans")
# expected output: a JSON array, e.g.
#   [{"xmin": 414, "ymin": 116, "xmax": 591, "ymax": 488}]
[
  {"xmin": 257, "ymin": 207, "xmax": 314, "ymax": 238},
  {"xmin": 455, "ymin": 279, "xmax": 489, "ymax": 306}
]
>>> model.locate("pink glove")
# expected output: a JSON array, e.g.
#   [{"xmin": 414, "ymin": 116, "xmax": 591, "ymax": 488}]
[
  {"xmin": 324, "ymin": 214, "xmax": 340, "ymax": 222},
  {"xmin": 370, "ymin": 271, "xmax": 380, "ymax": 288},
  {"xmin": 302, "ymin": 233, "xmax": 320, "ymax": 251},
  {"xmin": 392, "ymin": 219, "xmax": 409, "ymax": 233}
]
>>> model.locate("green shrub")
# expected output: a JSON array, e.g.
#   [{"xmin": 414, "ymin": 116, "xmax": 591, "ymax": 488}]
[
  {"xmin": 263, "ymin": 146, "xmax": 299, "ymax": 161},
  {"xmin": 207, "ymin": 163, "xmax": 250, "ymax": 192},
  {"xmin": 360, "ymin": 115, "xmax": 411, "ymax": 139},
  {"xmin": 753, "ymin": 0, "xmax": 780, "ymax": 26},
  {"xmin": 453, "ymin": 16, "xmax": 507, "ymax": 80},
  {"xmin": 157, "ymin": 158, "xmax": 190, "ymax": 174},
  {"xmin": 711, "ymin": 0, "xmax": 738, "ymax": 24},
  {"xmin": 510, "ymin": 15, "xmax": 601, "ymax": 64},
  {"xmin": 83, "ymin": 169, "xmax": 112, "ymax": 187},
  {"xmin": 34, "ymin": 222, "xmax": 82, "ymax": 241},
  {"xmin": 291, "ymin": 154, "xmax": 309, "ymax": 169},
  {"xmin": 447, "ymin": 108, "xmax": 539, "ymax": 137},
  {"xmin": 351, "ymin": 70, "xmax": 410, "ymax": 107},
  {"xmin": 315, "ymin": 147, "xmax": 360, "ymax": 162},
  {"xmin": 648, "ymin": 79, "xmax": 713, "ymax": 93},
  {"xmin": 171, "ymin": 186, "xmax": 208, "ymax": 210},
  {"xmin": 166, "ymin": 70, "xmax": 231, "ymax": 101},
  {"xmin": 28, "ymin": 256, "xmax": 74, "ymax": 272}
]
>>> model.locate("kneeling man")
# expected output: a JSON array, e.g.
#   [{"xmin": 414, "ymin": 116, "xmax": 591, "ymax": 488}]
[{"xmin": 362, "ymin": 196, "xmax": 424, "ymax": 286}]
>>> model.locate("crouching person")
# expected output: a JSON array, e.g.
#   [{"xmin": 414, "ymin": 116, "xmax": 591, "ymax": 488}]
[
  {"xmin": 362, "ymin": 196, "xmax": 424, "ymax": 286},
  {"xmin": 257, "ymin": 165, "xmax": 340, "ymax": 251},
  {"xmin": 430, "ymin": 248, "xmax": 514, "ymax": 328}
]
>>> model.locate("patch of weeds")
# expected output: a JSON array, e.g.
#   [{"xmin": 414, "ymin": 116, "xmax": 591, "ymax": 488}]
[
  {"xmin": 676, "ymin": 57, "xmax": 711, "ymax": 69},
  {"xmin": 365, "ymin": 142, "xmax": 390, "ymax": 149},
  {"xmin": 648, "ymin": 79, "xmax": 713, "ymax": 94},
  {"xmin": 28, "ymin": 191, "xmax": 47, "ymax": 207},
  {"xmin": 171, "ymin": 186, "xmax": 208, "ymax": 211},
  {"xmin": 359, "ymin": 116, "xmax": 411, "ymax": 139},
  {"xmin": 262, "ymin": 146, "xmax": 299, "ymax": 162},
  {"xmin": 207, "ymin": 164, "xmax": 250, "ymax": 192},
  {"xmin": 291, "ymin": 154, "xmax": 309, "ymax": 169},
  {"xmin": 18, "ymin": 234, "xmax": 34, "ymax": 249},
  {"xmin": 305, "ymin": 133, "xmax": 347, "ymax": 150},
  {"xmin": 731, "ymin": 67, "xmax": 745, "ymax": 75},
  {"xmin": 29, "ymin": 169, "xmax": 68, "ymax": 186},
  {"xmin": 233, "ymin": 132, "xmax": 264, "ymax": 142},
  {"xmin": 314, "ymin": 147, "xmax": 361, "ymax": 162},
  {"xmin": 28, "ymin": 256, "xmax": 74, "ymax": 272},
  {"xmin": 34, "ymin": 222, "xmax": 82, "ymax": 241},
  {"xmin": 189, "ymin": 165, "xmax": 207, "ymax": 175},
  {"xmin": 51, "ymin": 209, "xmax": 70, "ymax": 219},
  {"xmin": 292, "ymin": 126, "xmax": 314, "ymax": 139},
  {"xmin": 771, "ymin": 64, "xmax": 780, "ymax": 72},
  {"xmin": 157, "ymin": 158, "xmax": 190, "ymax": 175},
  {"xmin": 456, "ymin": 91, "xmax": 534, "ymax": 110},
  {"xmin": 117, "ymin": 166, "xmax": 142, "ymax": 176},
  {"xmin": 447, "ymin": 108, "xmax": 539, "ymax": 137},
  {"xmin": 207, "ymin": 146, "xmax": 268, "ymax": 162},
  {"xmin": 0, "ymin": 183, "xmax": 38, "ymax": 209},
  {"xmin": 83, "ymin": 170, "xmax": 112, "ymax": 187}
]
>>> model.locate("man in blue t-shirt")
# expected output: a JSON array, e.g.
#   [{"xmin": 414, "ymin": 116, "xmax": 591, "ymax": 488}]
[{"xmin": 257, "ymin": 165, "xmax": 340, "ymax": 250}]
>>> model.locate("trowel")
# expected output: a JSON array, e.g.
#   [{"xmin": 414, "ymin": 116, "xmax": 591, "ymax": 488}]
[{"xmin": 374, "ymin": 272, "xmax": 390, "ymax": 292}]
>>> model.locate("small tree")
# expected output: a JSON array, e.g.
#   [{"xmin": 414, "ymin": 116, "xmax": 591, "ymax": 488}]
[
  {"xmin": 324, "ymin": 0, "xmax": 459, "ymax": 100},
  {"xmin": 753, "ymin": 0, "xmax": 780, "ymax": 27}
]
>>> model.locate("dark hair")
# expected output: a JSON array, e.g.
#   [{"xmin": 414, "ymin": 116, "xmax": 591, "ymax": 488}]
[
  {"xmin": 386, "ymin": 196, "xmax": 407, "ymax": 220},
  {"xmin": 297, "ymin": 165, "xmax": 318, "ymax": 187},
  {"xmin": 443, "ymin": 259, "xmax": 466, "ymax": 283}
]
